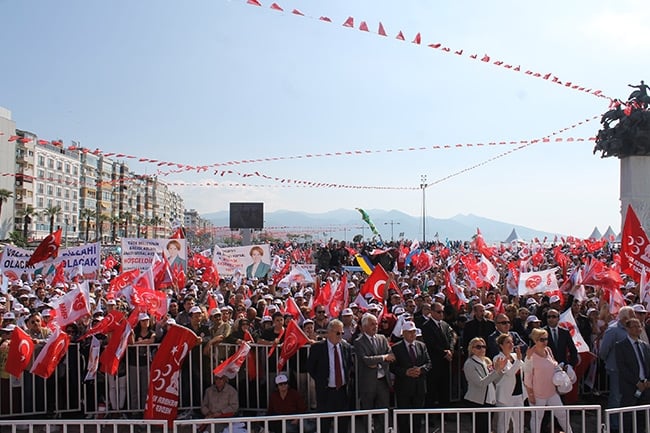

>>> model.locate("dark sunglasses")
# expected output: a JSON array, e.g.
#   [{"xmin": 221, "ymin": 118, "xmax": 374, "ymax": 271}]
[
  {"xmin": 547, "ymin": 315, "xmax": 559, "ymax": 319},
  {"xmin": 473, "ymin": 345, "xmax": 486, "ymax": 349},
  {"xmin": 538, "ymin": 337, "xmax": 549, "ymax": 342},
  {"xmin": 497, "ymin": 321, "xmax": 510, "ymax": 325}
]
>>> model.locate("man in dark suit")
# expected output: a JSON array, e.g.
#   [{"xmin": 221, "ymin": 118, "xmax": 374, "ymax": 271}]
[
  {"xmin": 391, "ymin": 321, "xmax": 432, "ymax": 433},
  {"xmin": 420, "ymin": 301, "xmax": 456, "ymax": 408},
  {"xmin": 462, "ymin": 303, "xmax": 496, "ymax": 352},
  {"xmin": 487, "ymin": 313, "xmax": 528, "ymax": 359},
  {"xmin": 616, "ymin": 317, "xmax": 650, "ymax": 433},
  {"xmin": 307, "ymin": 319, "xmax": 353, "ymax": 433},
  {"xmin": 544, "ymin": 309, "xmax": 578, "ymax": 366},
  {"xmin": 354, "ymin": 312, "xmax": 394, "ymax": 433}
]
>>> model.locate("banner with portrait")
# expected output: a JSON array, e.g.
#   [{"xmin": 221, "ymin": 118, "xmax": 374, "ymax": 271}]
[
  {"xmin": 121, "ymin": 238, "xmax": 187, "ymax": 272},
  {"xmin": 213, "ymin": 244, "xmax": 271, "ymax": 278}
]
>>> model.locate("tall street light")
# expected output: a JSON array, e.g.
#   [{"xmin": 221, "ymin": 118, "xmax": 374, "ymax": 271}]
[
  {"xmin": 384, "ymin": 220, "xmax": 400, "ymax": 242},
  {"xmin": 420, "ymin": 175, "xmax": 427, "ymax": 243}
]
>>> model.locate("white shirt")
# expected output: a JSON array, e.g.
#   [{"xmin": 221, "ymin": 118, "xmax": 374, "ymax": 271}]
[{"xmin": 327, "ymin": 340, "xmax": 345, "ymax": 387}]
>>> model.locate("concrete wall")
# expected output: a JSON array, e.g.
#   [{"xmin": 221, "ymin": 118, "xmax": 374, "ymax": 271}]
[{"xmin": 0, "ymin": 108, "xmax": 16, "ymax": 240}]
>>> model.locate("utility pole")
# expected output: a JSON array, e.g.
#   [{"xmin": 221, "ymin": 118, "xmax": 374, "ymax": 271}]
[
  {"xmin": 420, "ymin": 174, "xmax": 427, "ymax": 243},
  {"xmin": 384, "ymin": 220, "xmax": 400, "ymax": 242}
]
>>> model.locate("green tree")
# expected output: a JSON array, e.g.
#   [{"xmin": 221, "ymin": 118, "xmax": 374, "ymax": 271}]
[
  {"xmin": 21, "ymin": 205, "xmax": 36, "ymax": 240},
  {"xmin": 80, "ymin": 208, "xmax": 97, "ymax": 242},
  {"xmin": 150, "ymin": 215, "xmax": 163, "ymax": 239},
  {"xmin": 43, "ymin": 205, "xmax": 62, "ymax": 234},
  {"xmin": 9, "ymin": 230, "xmax": 27, "ymax": 247},
  {"xmin": 0, "ymin": 189, "xmax": 12, "ymax": 223},
  {"xmin": 97, "ymin": 213, "xmax": 110, "ymax": 242},
  {"xmin": 109, "ymin": 215, "xmax": 121, "ymax": 243}
]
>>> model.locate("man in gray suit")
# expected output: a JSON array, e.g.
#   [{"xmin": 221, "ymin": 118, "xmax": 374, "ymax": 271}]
[{"xmin": 354, "ymin": 312, "xmax": 395, "ymax": 433}]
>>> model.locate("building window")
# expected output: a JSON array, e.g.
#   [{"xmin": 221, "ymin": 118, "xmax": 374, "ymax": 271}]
[
  {"xmin": 65, "ymin": 163, "xmax": 70, "ymax": 174},
  {"xmin": 73, "ymin": 166, "xmax": 78, "ymax": 175},
  {"xmin": 73, "ymin": 191, "xmax": 77, "ymax": 200},
  {"xmin": 47, "ymin": 185, "xmax": 53, "ymax": 196},
  {"xmin": 38, "ymin": 155, "xmax": 45, "ymax": 167},
  {"xmin": 37, "ymin": 183, "xmax": 44, "ymax": 194},
  {"xmin": 37, "ymin": 197, "xmax": 43, "ymax": 207},
  {"xmin": 64, "ymin": 190, "xmax": 70, "ymax": 199},
  {"xmin": 37, "ymin": 169, "xmax": 44, "ymax": 178},
  {"xmin": 56, "ymin": 187, "xmax": 61, "ymax": 198},
  {"xmin": 56, "ymin": 161, "xmax": 63, "ymax": 171},
  {"xmin": 64, "ymin": 202, "xmax": 69, "ymax": 211},
  {"xmin": 47, "ymin": 159, "xmax": 54, "ymax": 169},
  {"xmin": 47, "ymin": 199, "xmax": 52, "ymax": 207}
]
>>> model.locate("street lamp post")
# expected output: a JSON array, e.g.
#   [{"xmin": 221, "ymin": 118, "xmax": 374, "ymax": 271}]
[
  {"xmin": 384, "ymin": 220, "xmax": 401, "ymax": 242},
  {"xmin": 420, "ymin": 174, "xmax": 427, "ymax": 243}
]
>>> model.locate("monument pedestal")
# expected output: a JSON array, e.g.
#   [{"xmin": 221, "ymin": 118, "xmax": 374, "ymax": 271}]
[{"xmin": 620, "ymin": 156, "xmax": 650, "ymax": 231}]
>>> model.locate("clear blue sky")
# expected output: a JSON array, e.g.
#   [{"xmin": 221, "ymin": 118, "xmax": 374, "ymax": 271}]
[{"xmin": 2, "ymin": 0, "xmax": 647, "ymax": 237}]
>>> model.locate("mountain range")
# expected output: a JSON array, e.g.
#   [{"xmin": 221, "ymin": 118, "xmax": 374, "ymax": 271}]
[{"xmin": 203, "ymin": 209, "xmax": 598, "ymax": 243}]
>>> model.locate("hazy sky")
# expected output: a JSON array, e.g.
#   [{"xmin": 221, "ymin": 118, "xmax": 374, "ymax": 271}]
[{"xmin": 2, "ymin": 0, "xmax": 648, "ymax": 237}]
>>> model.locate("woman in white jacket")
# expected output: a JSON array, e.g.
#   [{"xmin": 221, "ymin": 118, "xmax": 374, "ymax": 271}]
[{"xmin": 493, "ymin": 333, "xmax": 524, "ymax": 433}]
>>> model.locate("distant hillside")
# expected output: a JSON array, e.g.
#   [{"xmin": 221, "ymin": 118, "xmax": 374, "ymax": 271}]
[{"xmin": 203, "ymin": 209, "xmax": 561, "ymax": 243}]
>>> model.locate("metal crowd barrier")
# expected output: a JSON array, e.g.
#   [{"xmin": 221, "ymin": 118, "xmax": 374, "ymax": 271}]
[
  {"xmin": 0, "ymin": 419, "xmax": 167, "ymax": 433},
  {"xmin": 606, "ymin": 404, "xmax": 650, "ymax": 433},
  {"xmin": 393, "ymin": 404, "xmax": 602, "ymax": 433},
  {"xmin": 174, "ymin": 409, "xmax": 389, "ymax": 433},
  {"xmin": 0, "ymin": 340, "xmax": 609, "ymax": 420}
]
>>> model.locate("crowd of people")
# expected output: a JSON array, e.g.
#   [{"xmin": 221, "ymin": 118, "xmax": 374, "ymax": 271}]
[{"xmin": 0, "ymin": 237, "xmax": 649, "ymax": 433}]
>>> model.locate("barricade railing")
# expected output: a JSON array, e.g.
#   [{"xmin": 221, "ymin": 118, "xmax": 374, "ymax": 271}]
[
  {"xmin": 0, "ymin": 419, "xmax": 168, "ymax": 433},
  {"xmin": 606, "ymin": 404, "xmax": 650, "ymax": 433},
  {"xmin": 0, "ymin": 343, "xmax": 83, "ymax": 418},
  {"xmin": 0, "ymin": 339, "xmax": 606, "ymax": 419},
  {"xmin": 393, "ymin": 404, "xmax": 601, "ymax": 433},
  {"xmin": 174, "ymin": 409, "xmax": 389, "ymax": 433}
]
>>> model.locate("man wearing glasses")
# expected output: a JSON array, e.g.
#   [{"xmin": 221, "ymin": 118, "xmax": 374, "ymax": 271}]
[
  {"xmin": 544, "ymin": 309, "xmax": 578, "ymax": 367},
  {"xmin": 420, "ymin": 302, "xmax": 456, "ymax": 409},
  {"xmin": 307, "ymin": 319, "xmax": 353, "ymax": 433},
  {"xmin": 487, "ymin": 313, "xmax": 527, "ymax": 359}
]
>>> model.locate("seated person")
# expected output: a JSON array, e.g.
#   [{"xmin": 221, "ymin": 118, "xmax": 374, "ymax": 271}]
[
  {"xmin": 267, "ymin": 374, "xmax": 315, "ymax": 433},
  {"xmin": 201, "ymin": 373, "xmax": 239, "ymax": 420}
]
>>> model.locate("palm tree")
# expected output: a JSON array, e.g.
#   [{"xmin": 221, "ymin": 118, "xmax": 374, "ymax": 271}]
[
  {"xmin": 21, "ymin": 205, "xmax": 36, "ymax": 240},
  {"xmin": 43, "ymin": 206, "xmax": 62, "ymax": 234},
  {"xmin": 150, "ymin": 215, "xmax": 163, "ymax": 239},
  {"xmin": 120, "ymin": 211, "xmax": 132, "ymax": 238},
  {"xmin": 109, "ymin": 215, "xmax": 121, "ymax": 242},
  {"xmin": 97, "ymin": 213, "xmax": 110, "ymax": 242},
  {"xmin": 80, "ymin": 208, "xmax": 96, "ymax": 242},
  {"xmin": 0, "ymin": 189, "xmax": 12, "ymax": 223},
  {"xmin": 134, "ymin": 216, "xmax": 143, "ymax": 238}
]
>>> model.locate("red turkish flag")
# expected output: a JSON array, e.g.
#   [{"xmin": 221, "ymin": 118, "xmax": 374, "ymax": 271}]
[
  {"xmin": 328, "ymin": 273, "xmax": 348, "ymax": 318},
  {"xmin": 272, "ymin": 258, "xmax": 292, "ymax": 286},
  {"xmin": 27, "ymin": 228, "xmax": 62, "ymax": 267},
  {"xmin": 278, "ymin": 320, "xmax": 310, "ymax": 371},
  {"xmin": 342, "ymin": 16, "xmax": 354, "ymax": 28},
  {"xmin": 285, "ymin": 296, "xmax": 303, "ymax": 321},
  {"xmin": 172, "ymin": 266, "xmax": 186, "ymax": 289},
  {"xmin": 396, "ymin": 31, "xmax": 405, "ymax": 41},
  {"xmin": 5, "ymin": 327, "xmax": 35, "ymax": 378},
  {"xmin": 581, "ymin": 258, "xmax": 624, "ymax": 291},
  {"xmin": 359, "ymin": 21, "xmax": 369, "ymax": 32},
  {"xmin": 313, "ymin": 280, "xmax": 332, "ymax": 313},
  {"xmin": 99, "ymin": 320, "xmax": 131, "ymax": 375},
  {"xmin": 30, "ymin": 327, "xmax": 70, "ymax": 378},
  {"xmin": 152, "ymin": 253, "xmax": 174, "ymax": 289},
  {"xmin": 212, "ymin": 342, "xmax": 251, "ymax": 379},
  {"xmin": 79, "ymin": 310, "xmax": 126, "ymax": 340},
  {"xmin": 621, "ymin": 205, "xmax": 650, "ymax": 282},
  {"xmin": 360, "ymin": 264, "xmax": 390, "ymax": 302},
  {"xmin": 50, "ymin": 261, "xmax": 66, "ymax": 288},
  {"xmin": 144, "ymin": 324, "xmax": 198, "ymax": 426},
  {"xmin": 103, "ymin": 255, "xmax": 118, "ymax": 270},
  {"xmin": 270, "ymin": 3, "xmax": 283, "ymax": 11},
  {"xmin": 170, "ymin": 227, "xmax": 185, "ymax": 239},
  {"xmin": 142, "ymin": 290, "xmax": 169, "ymax": 320}
]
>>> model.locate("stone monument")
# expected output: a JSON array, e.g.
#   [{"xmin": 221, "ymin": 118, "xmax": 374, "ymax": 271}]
[{"xmin": 594, "ymin": 81, "xmax": 650, "ymax": 230}]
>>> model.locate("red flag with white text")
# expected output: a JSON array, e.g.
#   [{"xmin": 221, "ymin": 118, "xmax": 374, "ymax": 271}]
[
  {"xmin": 518, "ymin": 268, "xmax": 560, "ymax": 296},
  {"xmin": 621, "ymin": 205, "xmax": 650, "ymax": 282},
  {"xmin": 144, "ymin": 324, "xmax": 198, "ymax": 425},
  {"xmin": 52, "ymin": 283, "xmax": 91, "ymax": 327}
]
